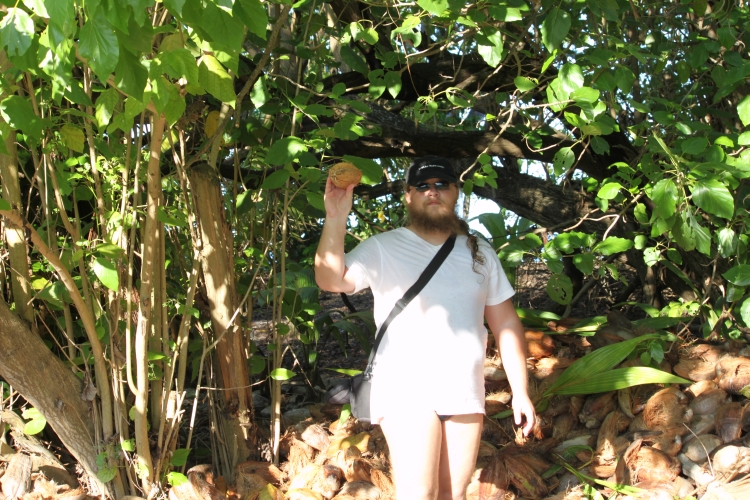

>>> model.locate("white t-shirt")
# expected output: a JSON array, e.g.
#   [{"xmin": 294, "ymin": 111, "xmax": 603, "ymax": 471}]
[{"xmin": 344, "ymin": 227, "xmax": 515, "ymax": 424}]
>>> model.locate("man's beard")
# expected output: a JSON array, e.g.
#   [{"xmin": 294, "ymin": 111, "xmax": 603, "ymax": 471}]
[{"xmin": 406, "ymin": 203, "xmax": 464, "ymax": 234}]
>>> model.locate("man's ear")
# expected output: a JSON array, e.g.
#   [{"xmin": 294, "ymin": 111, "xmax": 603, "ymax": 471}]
[{"xmin": 404, "ymin": 187, "xmax": 412, "ymax": 205}]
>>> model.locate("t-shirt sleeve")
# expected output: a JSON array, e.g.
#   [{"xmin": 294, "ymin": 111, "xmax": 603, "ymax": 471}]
[
  {"xmin": 483, "ymin": 241, "xmax": 515, "ymax": 306},
  {"xmin": 344, "ymin": 237, "xmax": 382, "ymax": 293}
]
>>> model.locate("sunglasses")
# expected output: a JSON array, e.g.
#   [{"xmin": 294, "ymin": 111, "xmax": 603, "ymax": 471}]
[{"xmin": 413, "ymin": 181, "xmax": 452, "ymax": 192}]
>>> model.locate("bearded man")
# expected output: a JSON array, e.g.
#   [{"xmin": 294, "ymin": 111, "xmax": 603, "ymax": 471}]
[{"xmin": 315, "ymin": 156, "xmax": 535, "ymax": 500}]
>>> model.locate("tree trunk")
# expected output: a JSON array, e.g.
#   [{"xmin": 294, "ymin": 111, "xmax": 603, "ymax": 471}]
[
  {"xmin": 0, "ymin": 298, "xmax": 106, "ymax": 494},
  {"xmin": 0, "ymin": 51, "xmax": 33, "ymax": 326},
  {"xmin": 189, "ymin": 163, "xmax": 256, "ymax": 479}
]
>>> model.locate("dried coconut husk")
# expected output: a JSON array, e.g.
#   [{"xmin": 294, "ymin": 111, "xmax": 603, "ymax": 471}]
[
  {"xmin": 287, "ymin": 489, "xmax": 324, "ymax": 500},
  {"xmin": 337, "ymin": 481, "xmax": 380, "ymax": 499},
  {"xmin": 525, "ymin": 330, "xmax": 556, "ymax": 359},
  {"xmin": 630, "ymin": 384, "xmax": 660, "ymax": 415},
  {"xmin": 503, "ymin": 450, "xmax": 550, "ymax": 499},
  {"xmin": 551, "ymin": 414, "xmax": 578, "ymax": 442},
  {"xmin": 283, "ymin": 437, "xmax": 316, "ymax": 480},
  {"xmin": 617, "ymin": 387, "xmax": 636, "ymax": 419},
  {"xmin": 687, "ymin": 379, "xmax": 720, "ymax": 397},
  {"xmin": 235, "ymin": 473, "xmax": 268, "ymax": 500},
  {"xmin": 369, "ymin": 469, "xmax": 394, "ymax": 499},
  {"xmin": 643, "ymin": 427, "xmax": 683, "ymax": 456},
  {"xmin": 702, "ymin": 473, "xmax": 750, "ymax": 500},
  {"xmin": 627, "ymin": 412, "xmax": 648, "ymax": 433},
  {"xmin": 0, "ymin": 452, "xmax": 31, "ymax": 500},
  {"xmin": 674, "ymin": 358, "xmax": 717, "ymax": 381},
  {"xmin": 485, "ymin": 391, "xmax": 511, "ymax": 416},
  {"xmin": 689, "ymin": 388, "xmax": 729, "ymax": 416},
  {"xmin": 715, "ymin": 402, "xmax": 747, "ymax": 443},
  {"xmin": 300, "ymin": 424, "xmax": 330, "ymax": 452},
  {"xmin": 477, "ymin": 455, "xmax": 509, "ymax": 500},
  {"xmin": 682, "ymin": 413, "xmax": 716, "ymax": 443},
  {"xmin": 623, "ymin": 439, "xmax": 681, "ymax": 484},
  {"xmin": 643, "ymin": 387, "xmax": 691, "ymax": 430},
  {"xmin": 236, "ymin": 461, "xmax": 284, "ymax": 486},
  {"xmin": 532, "ymin": 357, "xmax": 572, "ymax": 380},
  {"xmin": 592, "ymin": 409, "xmax": 632, "ymax": 477},
  {"xmin": 709, "ymin": 444, "xmax": 750, "ymax": 482},
  {"xmin": 682, "ymin": 343, "xmax": 726, "ymax": 362},
  {"xmin": 580, "ymin": 392, "xmax": 617, "ymax": 429},
  {"xmin": 683, "ymin": 434, "xmax": 722, "ymax": 463},
  {"xmin": 717, "ymin": 356, "xmax": 750, "ymax": 394}
]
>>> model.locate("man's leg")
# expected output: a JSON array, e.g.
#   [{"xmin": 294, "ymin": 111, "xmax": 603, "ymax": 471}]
[
  {"xmin": 380, "ymin": 410, "xmax": 443, "ymax": 499},
  {"xmin": 436, "ymin": 414, "xmax": 483, "ymax": 500}
]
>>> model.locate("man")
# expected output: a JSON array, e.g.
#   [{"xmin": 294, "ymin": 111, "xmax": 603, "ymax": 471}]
[{"xmin": 315, "ymin": 156, "xmax": 535, "ymax": 500}]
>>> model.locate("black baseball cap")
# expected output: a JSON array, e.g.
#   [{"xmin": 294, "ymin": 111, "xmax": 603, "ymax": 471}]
[{"xmin": 405, "ymin": 156, "xmax": 458, "ymax": 186}]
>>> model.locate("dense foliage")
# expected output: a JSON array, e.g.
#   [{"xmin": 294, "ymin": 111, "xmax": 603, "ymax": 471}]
[{"xmin": 0, "ymin": 0, "xmax": 749, "ymax": 495}]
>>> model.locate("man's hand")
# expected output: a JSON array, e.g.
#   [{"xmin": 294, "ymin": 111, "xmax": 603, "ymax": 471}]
[
  {"xmin": 512, "ymin": 393, "xmax": 536, "ymax": 436},
  {"xmin": 324, "ymin": 176, "xmax": 355, "ymax": 219}
]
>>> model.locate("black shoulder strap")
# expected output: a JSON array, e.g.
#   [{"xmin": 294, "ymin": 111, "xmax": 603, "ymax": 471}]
[{"xmin": 363, "ymin": 234, "xmax": 456, "ymax": 375}]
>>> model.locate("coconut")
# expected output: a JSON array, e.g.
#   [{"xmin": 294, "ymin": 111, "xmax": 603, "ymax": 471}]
[
  {"xmin": 689, "ymin": 389, "xmax": 730, "ymax": 416},
  {"xmin": 715, "ymin": 402, "xmax": 747, "ymax": 443},
  {"xmin": 337, "ymin": 481, "xmax": 380, "ymax": 499},
  {"xmin": 300, "ymin": 424, "xmax": 330, "ymax": 452},
  {"xmin": 580, "ymin": 392, "xmax": 617, "ymax": 429},
  {"xmin": 687, "ymin": 380, "xmax": 720, "ymax": 398},
  {"xmin": 683, "ymin": 434, "xmax": 722, "ymax": 463},
  {"xmin": 623, "ymin": 440, "xmax": 681, "ymax": 484},
  {"xmin": 710, "ymin": 445, "xmax": 750, "ymax": 481},
  {"xmin": 328, "ymin": 163, "xmax": 362, "ymax": 189},
  {"xmin": 643, "ymin": 387, "xmax": 690, "ymax": 430},
  {"xmin": 477, "ymin": 455, "xmax": 508, "ymax": 500},
  {"xmin": 525, "ymin": 329, "xmax": 556, "ymax": 358},
  {"xmin": 717, "ymin": 356, "xmax": 750, "ymax": 394}
]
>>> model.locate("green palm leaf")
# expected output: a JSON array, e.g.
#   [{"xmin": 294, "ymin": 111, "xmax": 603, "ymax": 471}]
[{"xmin": 551, "ymin": 366, "xmax": 690, "ymax": 395}]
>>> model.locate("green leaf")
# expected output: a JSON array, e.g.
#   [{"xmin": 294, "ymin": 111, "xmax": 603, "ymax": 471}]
[
  {"xmin": 571, "ymin": 87, "xmax": 600, "ymax": 103},
  {"xmin": 681, "ymin": 137, "xmax": 708, "ymax": 155},
  {"xmin": 161, "ymin": 48, "xmax": 199, "ymax": 85},
  {"xmin": 234, "ymin": 0, "xmax": 268, "ymax": 40},
  {"xmin": 572, "ymin": 253, "xmax": 594, "ymax": 275},
  {"xmin": 738, "ymin": 96, "xmax": 750, "ymax": 127},
  {"xmin": 340, "ymin": 45, "xmax": 368, "ymax": 75},
  {"xmin": 0, "ymin": 95, "xmax": 48, "ymax": 142},
  {"xmin": 270, "ymin": 368, "xmax": 296, "ymax": 381},
  {"xmin": 594, "ymin": 237, "xmax": 633, "ymax": 255},
  {"xmin": 740, "ymin": 297, "xmax": 750, "ymax": 327},
  {"xmin": 95, "ymin": 87, "xmax": 120, "ymax": 129},
  {"xmin": 339, "ymin": 404, "xmax": 352, "ymax": 426},
  {"xmin": 476, "ymin": 29, "xmax": 504, "ymax": 68},
  {"xmin": 651, "ymin": 178, "xmax": 678, "ymax": 219},
  {"xmin": 723, "ymin": 265, "xmax": 750, "ymax": 287},
  {"xmin": 0, "ymin": 8, "xmax": 35, "ymax": 57},
  {"xmin": 113, "ymin": 49, "xmax": 148, "ymax": 103},
  {"xmin": 250, "ymin": 76, "xmax": 270, "ymax": 108},
  {"xmin": 691, "ymin": 178, "xmax": 734, "ymax": 219},
  {"xmin": 551, "ymin": 366, "xmax": 689, "ymax": 395},
  {"xmin": 167, "ymin": 472, "xmax": 188, "ymax": 487},
  {"xmin": 541, "ymin": 8, "xmax": 571, "ymax": 51},
  {"xmin": 544, "ymin": 334, "xmax": 661, "ymax": 397},
  {"xmin": 0, "ymin": 198, "xmax": 11, "ymax": 211},
  {"xmin": 78, "ymin": 7, "xmax": 120, "ymax": 81},
  {"xmin": 97, "ymin": 467, "xmax": 117, "ymax": 483},
  {"xmin": 60, "ymin": 124, "xmax": 85, "ymax": 153},
  {"xmin": 326, "ymin": 368, "xmax": 363, "ymax": 376},
  {"xmin": 96, "ymin": 243, "xmax": 125, "ymax": 258},
  {"xmin": 559, "ymin": 63, "xmax": 584, "ymax": 94},
  {"xmin": 384, "ymin": 71, "xmax": 402, "ymax": 99},
  {"xmin": 266, "ymin": 136, "xmax": 306, "ymax": 165},
  {"xmin": 597, "ymin": 181, "xmax": 622, "ymax": 200},
  {"xmin": 614, "ymin": 66, "xmax": 636, "ymax": 93},
  {"xmin": 170, "ymin": 448, "xmax": 191, "ymax": 466},
  {"xmin": 717, "ymin": 227, "xmax": 737, "ymax": 258},
  {"xmin": 342, "ymin": 155, "xmax": 382, "ymax": 185},
  {"xmin": 261, "ymin": 170, "xmax": 290, "ymax": 189},
  {"xmin": 22, "ymin": 408, "xmax": 47, "ymax": 435},
  {"xmin": 547, "ymin": 273, "xmax": 573, "ymax": 305},
  {"xmin": 417, "ymin": 0, "xmax": 449, "ymax": 15},
  {"xmin": 199, "ymin": 55, "xmax": 236, "ymax": 104},
  {"xmin": 514, "ymin": 76, "xmax": 536, "ymax": 92},
  {"xmin": 163, "ymin": 0, "xmax": 186, "ymax": 16},
  {"xmin": 92, "ymin": 257, "xmax": 119, "ymax": 291},
  {"xmin": 552, "ymin": 147, "xmax": 575, "ymax": 175}
]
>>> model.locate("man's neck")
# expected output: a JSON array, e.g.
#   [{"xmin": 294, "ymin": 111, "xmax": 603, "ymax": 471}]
[{"xmin": 405, "ymin": 225, "xmax": 453, "ymax": 245}]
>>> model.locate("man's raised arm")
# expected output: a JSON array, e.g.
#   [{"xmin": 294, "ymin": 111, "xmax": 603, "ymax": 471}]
[{"xmin": 314, "ymin": 177, "xmax": 357, "ymax": 293}]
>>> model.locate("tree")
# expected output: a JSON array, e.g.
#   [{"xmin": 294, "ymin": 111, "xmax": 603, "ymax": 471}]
[{"xmin": 0, "ymin": 0, "xmax": 748, "ymax": 495}]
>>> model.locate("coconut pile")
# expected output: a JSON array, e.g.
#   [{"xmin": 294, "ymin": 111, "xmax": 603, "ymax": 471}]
[{"xmin": 3, "ymin": 310, "xmax": 750, "ymax": 500}]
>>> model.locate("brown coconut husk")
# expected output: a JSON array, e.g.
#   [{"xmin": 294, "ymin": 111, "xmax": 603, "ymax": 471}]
[
  {"xmin": 717, "ymin": 356, "xmax": 750, "ymax": 394},
  {"xmin": 689, "ymin": 388, "xmax": 730, "ymax": 416},
  {"xmin": 580, "ymin": 392, "xmax": 617, "ymax": 428},
  {"xmin": 715, "ymin": 402, "xmax": 748, "ymax": 443},
  {"xmin": 477, "ymin": 455, "xmax": 509, "ymax": 500},
  {"xmin": 643, "ymin": 387, "xmax": 690, "ymax": 430}
]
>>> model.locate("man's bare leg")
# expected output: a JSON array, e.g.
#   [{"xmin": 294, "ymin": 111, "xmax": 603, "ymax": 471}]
[
  {"xmin": 380, "ymin": 410, "xmax": 443, "ymax": 499},
  {"xmin": 436, "ymin": 414, "xmax": 483, "ymax": 500}
]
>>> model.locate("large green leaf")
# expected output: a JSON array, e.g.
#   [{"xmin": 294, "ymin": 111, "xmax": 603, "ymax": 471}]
[
  {"xmin": 691, "ymin": 178, "xmax": 734, "ymax": 219},
  {"xmin": 544, "ymin": 334, "xmax": 661, "ymax": 397},
  {"xmin": 60, "ymin": 124, "xmax": 85, "ymax": 153},
  {"xmin": 723, "ymin": 264, "xmax": 750, "ymax": 287},
  {"xmin": 541, "ymin": 8, "xmax": 571, "ymax": 51},
  {"xmin": 169, "ymin": 448, "xmax": 191, "ymax": 467},
  {"xmin": 651, "ymin": 178, "xmax": 678, "ymax": 219},
  {"xmin": 266, "ymin": 137, "xmax": 307, "ymax": 165},
  {"xmin": 417, "ymin": 0, "xmax": 450, "ymax": 15},
  {"xmin": 235, "ymin": 0, "xmax": 267, "ymax": 40},
  {"xmin": 476, "ymin": 28, "xmax": 504, "ymax": 68},
  {"xmin": 552, "ymin": 366, "xmax": 689, "ymax": 395},
  {"xmin": 199, "ymin": 55, "xmax": 235, "ymax": 104},
  {"xmin": 340, "ymin": 45, "xmax": 368, "ymax": 75},
  {"xmin": 0, "ymin": 96, "xmax": 48, "ymax": 142},
  {"xmin": 343, "ymin": 155, "xmax": 383, "ymax": 185},
  {"xmin": 740, "ymin": 297, "xmax": 750, "ymax": 327},
  {"xmin": 547, "ymin": 273, "xmax": 573, "ymax": 305},
  {"xmin": 559, "ymin": 63, "xmax": 584, "ymax": 94},
  {"xmin": 738, "ymin": 95, "xmax": 750, "ymax": 127},
  {"xmin": 594, "ymin": 237, "xmax": 633, "ymax": 256},
  {"xmin": 92, "ymin": 256, "xmax": 119, "ymax": 291},
  {"xmin": 552, "ymin": 147, "xmax": 574, "ymax": 175},
  {"xmin": 95, "ymin": 87, "xmax": 120, "ymax": 129},
  {"xmin": 78, "ymin": 7, "xmax": 120, "ymax": 81},
  {"xmin": 161, "ymin": 48, "xmax": 199, "ymax": 85},
  {"xmin": 0, "ymin": 8, "xmax": 35, "ymax": 57},
  {"xmin": 261, "ymin": 170, "xmax": 290, "ymax": 189},
  {"xmin": 270, "ymin": 368, "xmax": 296, "ymax": 381}
]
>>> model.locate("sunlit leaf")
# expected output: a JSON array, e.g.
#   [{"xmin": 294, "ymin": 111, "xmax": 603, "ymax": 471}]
[
  {"xmin": 92, "ymin": 257, "xmax": 119, "ymax": 291},
  {"xmin": 594, "ymin": 237, "xmax": 633, "ymax": 255},
  {"xmin": 270, "ymin": 368, "xmax": 296, "ymax": 380},
  {"xmin": 266, "ymin": 137, "xmax": 306, "ymax": 165},
  {"xmin": 691, "ymin": 178, "xmax": 734, "ymax": 219},
  {"xmin": 0, "ymin": 8, "xmax": 35, "ymax": 57},
  {"xmin": 170, "ymin": 448, "xmax": 191, "ymax": 466},
  {"xmin": 552, "ymin": 367, "xmax": 690, "ymax": 395},
  {"xmin": 78, "ymin": 7, "xmax": 119, "ymax": 81},
  {"xmin": 199, "ymin": 55, "xmax": 235, "ymax": 104},
  {"xmin": 60, "ymin": 124, "xmax": 85, "ymax": 153},
  {"xmin": 723, "ymin": 265, "xmax": 750, "ymax": 287},
  {"xmin": 541, "ymin": 8, "xmax": 571, "ymax": 51}
]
